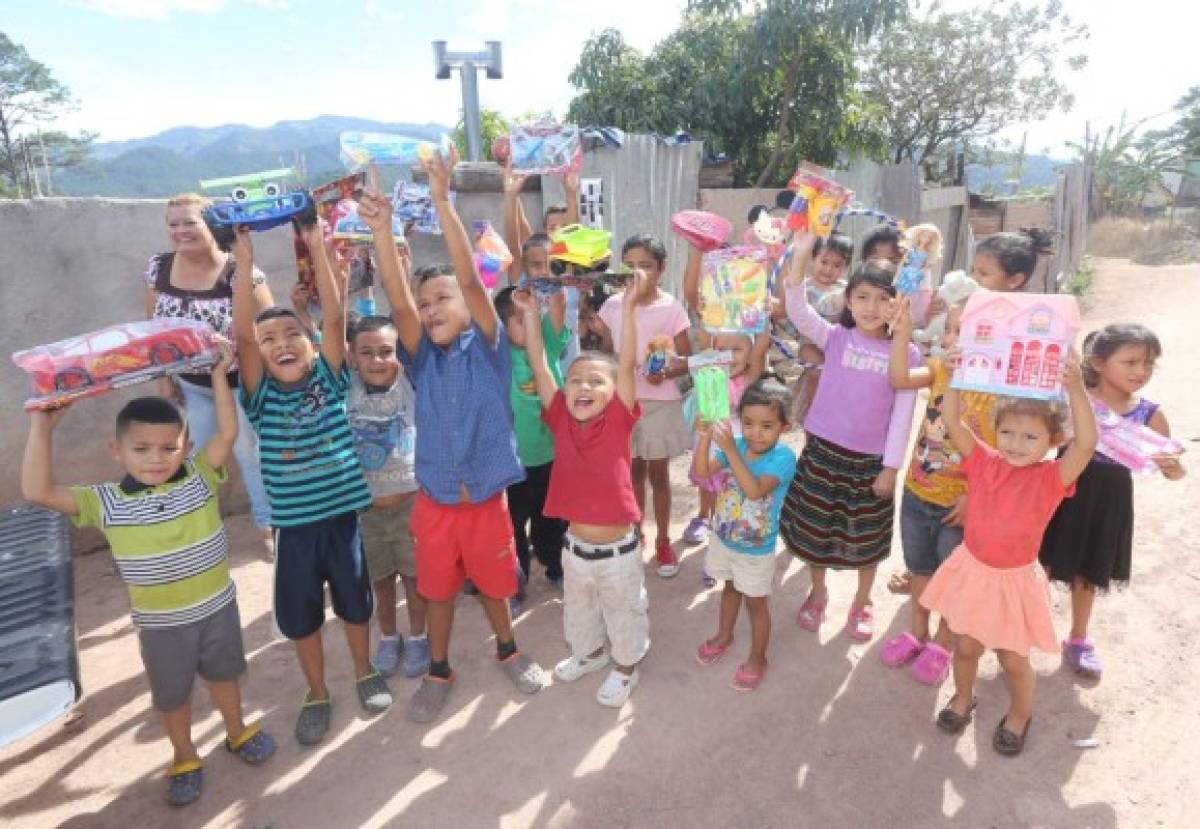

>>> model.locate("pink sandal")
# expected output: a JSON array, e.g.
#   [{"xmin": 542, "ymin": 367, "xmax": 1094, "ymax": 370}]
[
  {"xmin": 732, "ymin": 663, "xmax": 765, "ymax": 692},
  {"xmin": 845, "ymin": 604, "xmax": 875, "ymax": 641},
  {"xmin": 696, "ymin": 639, "xmax": 730, "ymax": 666},
  {"xmin": 880, "ymin": 632, "xmax": 923, "ymax": 667},
  {"xmin": 796, "ymin": 595, "xmax": 827, "ymax": 632},
  {"xmin": 910, "ymin": 642, "xmax": 952, "ymax": 685}
]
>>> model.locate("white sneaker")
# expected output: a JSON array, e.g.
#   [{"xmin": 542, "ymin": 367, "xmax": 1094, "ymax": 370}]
[
  {"xmin": 596, "ymin": 668, "xmax": 639, "ymax": 708},
  {"xmin": 554, "ymin": 652, "xmax": 610, "ymax": 683}
]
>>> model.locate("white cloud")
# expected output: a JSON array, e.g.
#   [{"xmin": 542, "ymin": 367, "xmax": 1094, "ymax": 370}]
[
  {"xmin": 68, "ymin": 0, "xmax": 226, "ymax": 19},
  {"xmin": 363, "ymin": 0, "xmax": 404, "ymax": 23}
]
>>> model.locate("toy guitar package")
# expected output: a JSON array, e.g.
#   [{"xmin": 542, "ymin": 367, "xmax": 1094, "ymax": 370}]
[
  {"xmin": 14, "ymin": 319, "xmax": 221, "ymax": 411},
  {"xmin": 340, "ymin": 131, "xmax": 453, "ymax": 170},
  {"xmin": 509, "ymin": 123, "xmax": 582, "ymax": 176},
  {"xmin": 785, "ymin": 168, "xmax": 853, "ymax": 237},
  {"xmin": 200, "ymin": 167, "xmax": 313, "ymax": 232},
  {"xmin": 699, "ymin": 246, "xmax": 770, "ymax": 335},
  {"xmin": 688, "ymin": 350, "xmax": 735, "ymax": 422},
  {"xmin": 1092, "ymin": 397, "xmax": 1185, "ymax": 475},
  {"xmin": 671, "ymin": 210, "xmax": 732, "ymax": 253}
]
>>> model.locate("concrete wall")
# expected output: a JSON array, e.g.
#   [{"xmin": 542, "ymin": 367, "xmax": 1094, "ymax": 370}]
[{"xmin": 0, "ymin": 193, "xmax": 544, "ymax": 514}]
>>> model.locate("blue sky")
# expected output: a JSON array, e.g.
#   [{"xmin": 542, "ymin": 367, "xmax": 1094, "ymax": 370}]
[{"xmin": 4, "ymin": 0, "xmax": 1196, "ymax": 156}]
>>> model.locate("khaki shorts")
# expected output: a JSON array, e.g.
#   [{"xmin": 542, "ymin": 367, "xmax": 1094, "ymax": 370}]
[
  {"xmin": 632, "ymin": 398, "xmax": 691, "ymax": 461},
  {"xmin": 705, "ymin": 536, "xmax": 777, "ymax": 597},
  {"xmin": 360, "ymin": 496, "xmax": 417, "ymax": 582}
]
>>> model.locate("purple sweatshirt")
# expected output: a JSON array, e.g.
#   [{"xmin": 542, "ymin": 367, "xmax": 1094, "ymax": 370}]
[{"xmin": 786, "ymin": 282, "xmax": 919, "ymax": 468}]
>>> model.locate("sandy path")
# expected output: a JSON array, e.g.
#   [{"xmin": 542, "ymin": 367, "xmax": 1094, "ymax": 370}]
[{"xmin": 2, "ymin": 257, "xmax": 1196, "ymax": 829}]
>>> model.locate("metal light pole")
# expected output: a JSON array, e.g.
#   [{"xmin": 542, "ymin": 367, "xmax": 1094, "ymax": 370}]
[{"xmin": 432, "ymin": 41, "xmax": 503, "ymax": 162}]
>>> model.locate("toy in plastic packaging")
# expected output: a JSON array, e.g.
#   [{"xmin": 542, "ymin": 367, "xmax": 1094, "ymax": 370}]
[
  {"xmin": 951, "ymin": 290, "xmax": 1080, "ymax": 400},
  {"xmin": 472, "ymin": 221, "xmax": 513, "ymax": 290},
  {"xmin": 699, "ymin": 246, "xmax": 770, "ymax": 335},
  {"xmin": 13, "ymin": 319, "xmax": 221, "ymax": 411},
  {"xmin": 688, "ymin": 350, "xmax": 734, "ymax": 422},
  {"xmin": 509, "ymin": 123, "xmax": 582, "ymax": 176},
  {"xmin": 671, "ymin": 210, "xmax": 732, "ymax": 253},
  {"xmin": 894, "ymin": 223, "xmax": 943, "ymax": 296},
  {"xmin": 785, "ymin": 168, "xmax": 853, "ymax": 237},
  {"xmin": 339, "ymin": 131, "xmax": 453, "ymax": 170},
  {"xmin": 311, "ymin": 172, "xmax": 365, "ymax": 210},
  {"xmin": 549, "ymin": 224, "xmax": 612, "ymax": 268},
  {"xmin": 1092, "ymin": 397, "xmax": 1185, "ymax": 474},
  {"xmin": 393, "ymin": 181, "xmax": 445, "ymax": 235},
  {"xmin": 644, "ymin": 335, "xmax": 674, "ymax": 378},
  {"xmin": 331, "ymin": 199, "xmax": 408, "ymax": 246},
  {"xmin": 200, "ymin": 167, "xmax": 313, "ymax": 232}
]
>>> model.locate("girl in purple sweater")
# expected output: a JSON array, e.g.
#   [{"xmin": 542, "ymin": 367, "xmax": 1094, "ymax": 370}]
[{"xmin": 778, "ymin": 234, "xmax": 920, "ymax": 641}]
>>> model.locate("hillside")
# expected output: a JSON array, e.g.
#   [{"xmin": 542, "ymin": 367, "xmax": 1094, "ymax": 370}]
[
  {"xmin": 53, "ymin": 115, "xmax": 450, "ymax": 197},
  {"xmin": 965, "ymin": 153, "xmax": 1066, "ymax": 194}
]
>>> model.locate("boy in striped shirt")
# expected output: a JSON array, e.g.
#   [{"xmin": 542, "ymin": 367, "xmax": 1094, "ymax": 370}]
[
  {"xmin": 21, "ymin": 344, "xmax": 276, "ymax": 808},
  {"xmin": 232, "ymin": 222, "xmax": 389, "ymax": 747}
]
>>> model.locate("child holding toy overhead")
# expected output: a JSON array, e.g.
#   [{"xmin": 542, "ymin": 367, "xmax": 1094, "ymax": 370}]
[
  {"xmin": 779, "ymin": 233, "xmax": 920, "ymax": 641},
  {"xmin": 357, "ymin": 147, "xmax": 547, "ymax": 724},
  {"xmin": 1038, "ymin": 324, "xmax": 1185, "ymax": 680},
  {"xmin": 22, "ymin": 351, "xmax": 277, "ymax": 808},
  {"xmin": 518, "ymin": 270, "xmax": 649, "ymax": 707},
  {"xmin": 233, "ymin": 222, "xmax": 390, "ymax": 747},
  {"xmin": 595, "ymin": 235, "xmax": 692, "ymax": 577},
  {"xmin": 922, "ymin": 355, "xmax": 1096, "ymax": 756}
]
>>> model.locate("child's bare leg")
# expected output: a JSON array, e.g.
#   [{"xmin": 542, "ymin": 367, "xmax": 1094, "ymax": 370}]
[
  {"xmin": 909, "ymin": 573, "xmax": 932, "ymax": 639},
  {"xmin": 949, "ymin": 633, "xmax": 984, "ymax": 715},
  {"xmin": 426, "ymin": 599, "xmax": 456, "ymax": 670},
  {"xmin": 996, "ymin": 649, "xmax": 1035, "ymax": 733},
  {"xmin": 161, "ymin": 702, "xmax": 200, "ymax": 764},
  {"xmin": 1069, "ymin": 576, "xmax": 1096, "ymax": 640},
  {"xmin": 207, "ymin": 679, "xmax": 247, "ymax": 740},
  {"xmin": 745, "ymin": 595, "xmax": 771, "ymax": 674},
  {"xmin": 648, "ymin": 459, "xmax": 671, "ymax": 544},
  {"xmin": 852, "ymin": 563, "xmax": 877, "ymax": 607},
  {"xmin": 373, "ymin": 576, "xmax": 398, "ymax": 637},
  {"xmin": 402, "ymin": 576, "xmax": 428, "ymax": 636},
  {"xmin": 478, "ymin": 595, "xmax": 515, "ymax": 645},
  {"xmin": 708, "ymin": 581, "xmax": 742, "ymax": 649},
  {"xmin": 343, "ymin": 621, "xmax": 372, "ymax": 679},
  {"xmin": 632, "ymin": 458, "xmax": 648, "ymax": 531},
  {"xmin": 932, "ymin": 616, "xmax": 952, "ymax": 650},
  {"xmin": 294, "ymin": 632, "xmax": 328, "ymax": 699},
  {"xmin": 697, "ymin": 488, "xmax": 716, "ymax": 521},
  {"xmin": 807, "ymin": 565, "xmax": 828, "ymax": 601}
]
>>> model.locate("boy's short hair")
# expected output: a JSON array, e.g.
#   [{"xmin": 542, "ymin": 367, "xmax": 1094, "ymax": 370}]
[
  {"xmin": 738, "ymin": 379, "xmax": 791, "ymax": 425},
  {"xmin": 415, "ymin": 264, "xmax": 456, "ymax": 285},
  {"xmin": 568, "ymin": 349, "xmax": 619, "ymax": 379},
  {"xmin": 350, "ymin": 314, "xmax": 398, "ymax": 345},
  {"xmin": 493, "ymin": 286, "xmax": 518, "ymax": 323},
  {"xmin": 116, "ymin": 396, "xmax": 186, "ymax": 437},
  {"xmin": 522, "ymin": 232, "xmax": 553, "ymax": 256},
  {"xmin": 994, "ymin": 396, "xmax": 1067, "ymax": 438},
  {"xmin": 255, "ymin": 305, "xmax": 313, "ymax": 339},
  {"xmin": 544, "ymin": 205, "xmax": 569, "ymax": 224}
]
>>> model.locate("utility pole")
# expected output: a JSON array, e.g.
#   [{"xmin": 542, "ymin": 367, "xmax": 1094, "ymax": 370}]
[{"xmin": 432, "ymin": 41, "xmax": 503, "ymax": 162}]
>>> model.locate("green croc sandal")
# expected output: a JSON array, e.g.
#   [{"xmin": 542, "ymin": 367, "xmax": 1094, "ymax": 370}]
[{"xmin": 295, "ymin": 693, "xmax": 332, "ymax": 746}]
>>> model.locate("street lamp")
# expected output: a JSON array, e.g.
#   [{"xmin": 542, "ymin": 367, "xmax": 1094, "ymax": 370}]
[{"xmin": 432, "ymin": 40, "xmax": 503, "ymax": 162}]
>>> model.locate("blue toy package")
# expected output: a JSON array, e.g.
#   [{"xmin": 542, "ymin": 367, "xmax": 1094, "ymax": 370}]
[
  {"xmin": 200, "ymin": 167, "xmax": 313, "ymax": 231},
  {"xmin": 393, "ymin": 181, "xmax": 448, "ymax": 235},
  {"xmin": 331, "ymin": 200, "xmax": 408, "ymax": 245},
  {"xmin": 340, "ymin": 131, "xmax": 453, "ymax": 170},
  {"xmin": 509, "ymin": 123, "xmax": 581, "ymax": 176}
]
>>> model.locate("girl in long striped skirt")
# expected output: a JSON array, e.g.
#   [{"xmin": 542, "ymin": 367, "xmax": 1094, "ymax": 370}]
[{"xmin": 776, "ymin": 234, "xmax": 920, "ymax": 640}]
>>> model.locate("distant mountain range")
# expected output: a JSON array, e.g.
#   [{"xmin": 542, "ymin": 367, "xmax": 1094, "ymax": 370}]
[
  {"xmin": 965, "ymin": 154, "xmax": 1067, "ymax": 194},
  {"xmin": 53, "ymin": 115, "xmax": 450, "ymax": 197}
]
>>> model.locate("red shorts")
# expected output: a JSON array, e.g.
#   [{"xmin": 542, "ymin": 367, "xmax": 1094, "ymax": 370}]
[{"xmin": 412, "ymin": 491, "xmax": 518, "ymax": 602}]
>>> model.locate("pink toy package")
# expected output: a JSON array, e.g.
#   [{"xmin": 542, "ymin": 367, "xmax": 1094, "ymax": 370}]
[
  {"xmin": 13, "ymin": 319, "xmax": 221, "ymax": 411},
  {"xmin": 951, "ymin": 289, "xmax": 1080, "ymax": 400},
  {"xmin": 1091, "ymin": 397, "xmax": 1184, "ymax": 474}
]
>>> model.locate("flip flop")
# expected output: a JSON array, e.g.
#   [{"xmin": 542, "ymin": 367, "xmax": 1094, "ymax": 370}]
[
  {"xmin": 993, "ymin": 715, "xmax": 1032, "ymax": 756},
  {"xmin": 696, "ymin": 639, "xmax": 731, "ymax": 666},
  {"xmin": 936, "ymin": 696, "xmax": 978, "ymax": 734},
  {"xmin": 732, "ymin": 663, "xmax": 765, "ymax": 692},
  {"xmin": 224, "ymin": 724, "xmax": 277, "ymax": 765},
  {"xmin": 165, "ymin": 760, "xmax": 204, "ymax": 808},
  {"xmin": 796, "ymin": 595, "xmax": 827, "ymax": 632}
]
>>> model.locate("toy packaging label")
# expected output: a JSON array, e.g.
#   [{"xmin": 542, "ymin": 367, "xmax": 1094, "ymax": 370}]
[
  {"xmin": 509, "ymin": 123, "xmax": 582, "ymax": 176},
  {"xmin": 693, "ymin": 365, "xmax": 731, "ymax": 422},
  {"xmin": 951, "ymin": 289, "xmax": 1080, "ymax": 400},
  {"xmin": 699, "ymin": 246, "xmax": 770, "ymax": 335},
  {"xmin": 1092, "ymin": 397, "xmax": 1184, "ymax": 474},
  {"xmin": 786, "ymin": 167, "xmax": 853, "ymax": 237},
  {"xmin": 671, "ymin": 210, "xmax": 732, "ymax": 253},
  {"xmin": 13, "ymin": 319, "xmax": 221, "ymax": 411},
  {"xmin": 311, "ymin": 172, "xmax": 365, "ymax": 207}
]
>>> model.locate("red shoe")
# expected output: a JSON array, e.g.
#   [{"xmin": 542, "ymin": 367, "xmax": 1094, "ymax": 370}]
[{"xmin": 655, "ymin": 539, "xmax": 680, "ymax": 578}]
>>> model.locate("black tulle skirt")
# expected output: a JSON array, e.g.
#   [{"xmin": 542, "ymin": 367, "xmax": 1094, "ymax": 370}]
[{"xmin": 1038, "ymin": 458, "xmax": 1133, "ymax": 590}]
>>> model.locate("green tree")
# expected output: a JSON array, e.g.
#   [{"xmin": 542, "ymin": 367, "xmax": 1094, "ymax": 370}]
[
  {"xmin": 0, "ymin": 31, "xmax": 92, "ymax": 196},
  {"xmin": 1144, "ymin": 86, "xmax": 1200, "ymax": 162},
  {"xmin": 451, "ymin": 107, "xmax": 511, "ymax": 162},
  {"xmin": 567, "ymin": 0, "xmax": 904, "ymax": 187},
  {"xmin": 1070, "ymin": 115, "xmax": 1175, "ymax": 216},
  {"xmin": 860, "ymin": 1, "xmax": 1087, "ymax": 181}
]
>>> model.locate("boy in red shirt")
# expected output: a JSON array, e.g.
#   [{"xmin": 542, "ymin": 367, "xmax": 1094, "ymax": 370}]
[{"xmin": 516, "ymin": 270, "xmax": 648, "ymax": 708}]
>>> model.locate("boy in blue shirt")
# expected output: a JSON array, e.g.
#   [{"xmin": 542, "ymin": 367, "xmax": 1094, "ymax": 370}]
[
  {"xmin": 232, "ymin": 221, "xmax": 390, "ymax": 747},
  {"xmin": 356, "ymin": 146, "xmax": 547, "ymax": 724}
]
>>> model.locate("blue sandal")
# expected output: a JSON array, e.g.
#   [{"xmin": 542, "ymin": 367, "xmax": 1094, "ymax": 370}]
[
  {"xmin": 166, "ymin": 760, "xmax": 204, "ymax": 808},
  {"xmin": 225, "ymin": 724, "xmax": 277, "ymax": 765}
]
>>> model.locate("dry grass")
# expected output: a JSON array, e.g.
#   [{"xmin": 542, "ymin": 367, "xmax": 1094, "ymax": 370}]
[{"xmin": 1087, "ymin": 215, "xmax": 1200, "ymax": 265}]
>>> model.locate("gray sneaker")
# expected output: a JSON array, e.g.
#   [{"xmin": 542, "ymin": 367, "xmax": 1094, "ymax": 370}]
[
  {"xmin": 403, "ymin": 636, "xmax": 431, "ymax": 679},
  {"xmin": 295, "ymin": 693, "xmax": 332, "ymax": 746},
  {"xmin": 499, "ymin": 652, "xmax": 547, "ymax": 695},
  {"xmin": 356, "ymin": 671, "xmax": 392, "ymax": 715},
  {"xmin": 373, "ymin": 637, "xmax": 403, "ymax": 678},
  {"xmin": 408, "ymin": 675, "xmax": 454, "ymax": 723}
]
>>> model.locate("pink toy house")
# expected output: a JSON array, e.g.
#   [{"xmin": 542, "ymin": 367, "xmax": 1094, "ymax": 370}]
[{"xmin": 951, "ymin": 289, "xmax": 1080, "ymax": 399}]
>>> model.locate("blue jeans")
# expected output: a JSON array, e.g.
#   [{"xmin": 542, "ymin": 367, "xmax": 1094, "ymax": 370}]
[
  {"xmin": 898, "ymin": 489, "xmax": 962, "ymax": 576},
  {"xmin": 178, "ymin": 378, "xmax": 272, "ymax": 529}
]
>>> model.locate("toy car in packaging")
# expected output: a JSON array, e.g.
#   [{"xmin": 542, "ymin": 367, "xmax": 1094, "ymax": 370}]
[
  {"xmin": 13, "ymin": 319, "xmax": 221, "ymax": 411},
  {"xmin": 200, "ymin": 167, "xmax": 313, "ymax": 231},
  {"xmin": 509, "ymin": 123, "xmax": 582, "ymax": 176}
]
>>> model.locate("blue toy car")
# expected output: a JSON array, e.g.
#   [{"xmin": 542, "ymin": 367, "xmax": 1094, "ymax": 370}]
[{"xmin": 200, "ymin": 167, "xmax": 314, "ymax": 231}]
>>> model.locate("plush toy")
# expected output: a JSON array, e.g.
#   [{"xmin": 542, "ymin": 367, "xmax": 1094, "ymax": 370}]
[
  {"xmin": 644, "ymin": 334, "xmax": 674, "ymax": 377},
  {"xmin": 895, "ymin": 223, "xmax": 944, "ymax": 295},
  {"xmin": 914, "ymin": 270, "xmax": 979, "ymax": 351},
  {"xmin": 745, "ymin": 205, "xmax": 788, "ymax": 257}
]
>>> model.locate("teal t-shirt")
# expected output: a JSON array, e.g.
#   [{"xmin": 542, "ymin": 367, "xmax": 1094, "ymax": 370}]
[
  {"xmin": 510, "ymin": 315, "xmax": 568, "ymax": 468},
  {"xmin": 713, "ymin": 438, "xmax": 798, "ymax": 555}
]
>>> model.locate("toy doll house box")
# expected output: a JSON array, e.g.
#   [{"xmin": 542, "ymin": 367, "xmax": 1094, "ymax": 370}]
[{"xmin": 951, "ymin": 289, "xmax": 1080, "ymax": 400}]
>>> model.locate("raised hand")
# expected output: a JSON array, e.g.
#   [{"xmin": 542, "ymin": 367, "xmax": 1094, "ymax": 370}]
[
  {"xmin": 892, "ymin": 295, "xmax": 913, "ymax": 336},
  {"xmin": 357, "ymin": 189, "xmax": 394, "ymax": 233},
  {"xmin": 710, "ymin": 419, "xmax": 736, "ymax": 454},
  {"xmin": 502, "ymin": 160, "xmax": 528, "ymax": 198},
  {"xmin": 421, "ymin": 142, "xmax": 459, "ymax": 203},
  {"xmin": 211, "ymin": 335, "xmax": 235, "ymax": 374},
  {"xmin": 511, "ymin": 287, "xmax": 538, "ymax": 319}
]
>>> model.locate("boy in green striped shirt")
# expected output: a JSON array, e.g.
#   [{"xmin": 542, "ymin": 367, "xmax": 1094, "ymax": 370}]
[{"xmin": 21, "ymin": 343, "xmax": 276, "ymax": 808}]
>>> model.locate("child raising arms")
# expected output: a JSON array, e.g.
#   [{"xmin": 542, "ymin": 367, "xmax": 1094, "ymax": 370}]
[{"xmin": 922, "ymin": 355, "xmax": 1097, "ymax": 756}]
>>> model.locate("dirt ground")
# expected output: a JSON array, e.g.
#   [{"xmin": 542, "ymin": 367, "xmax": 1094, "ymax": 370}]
[{"xmin": 2, "ymin": 258, "xmax": 1197, "ymax": 829}]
